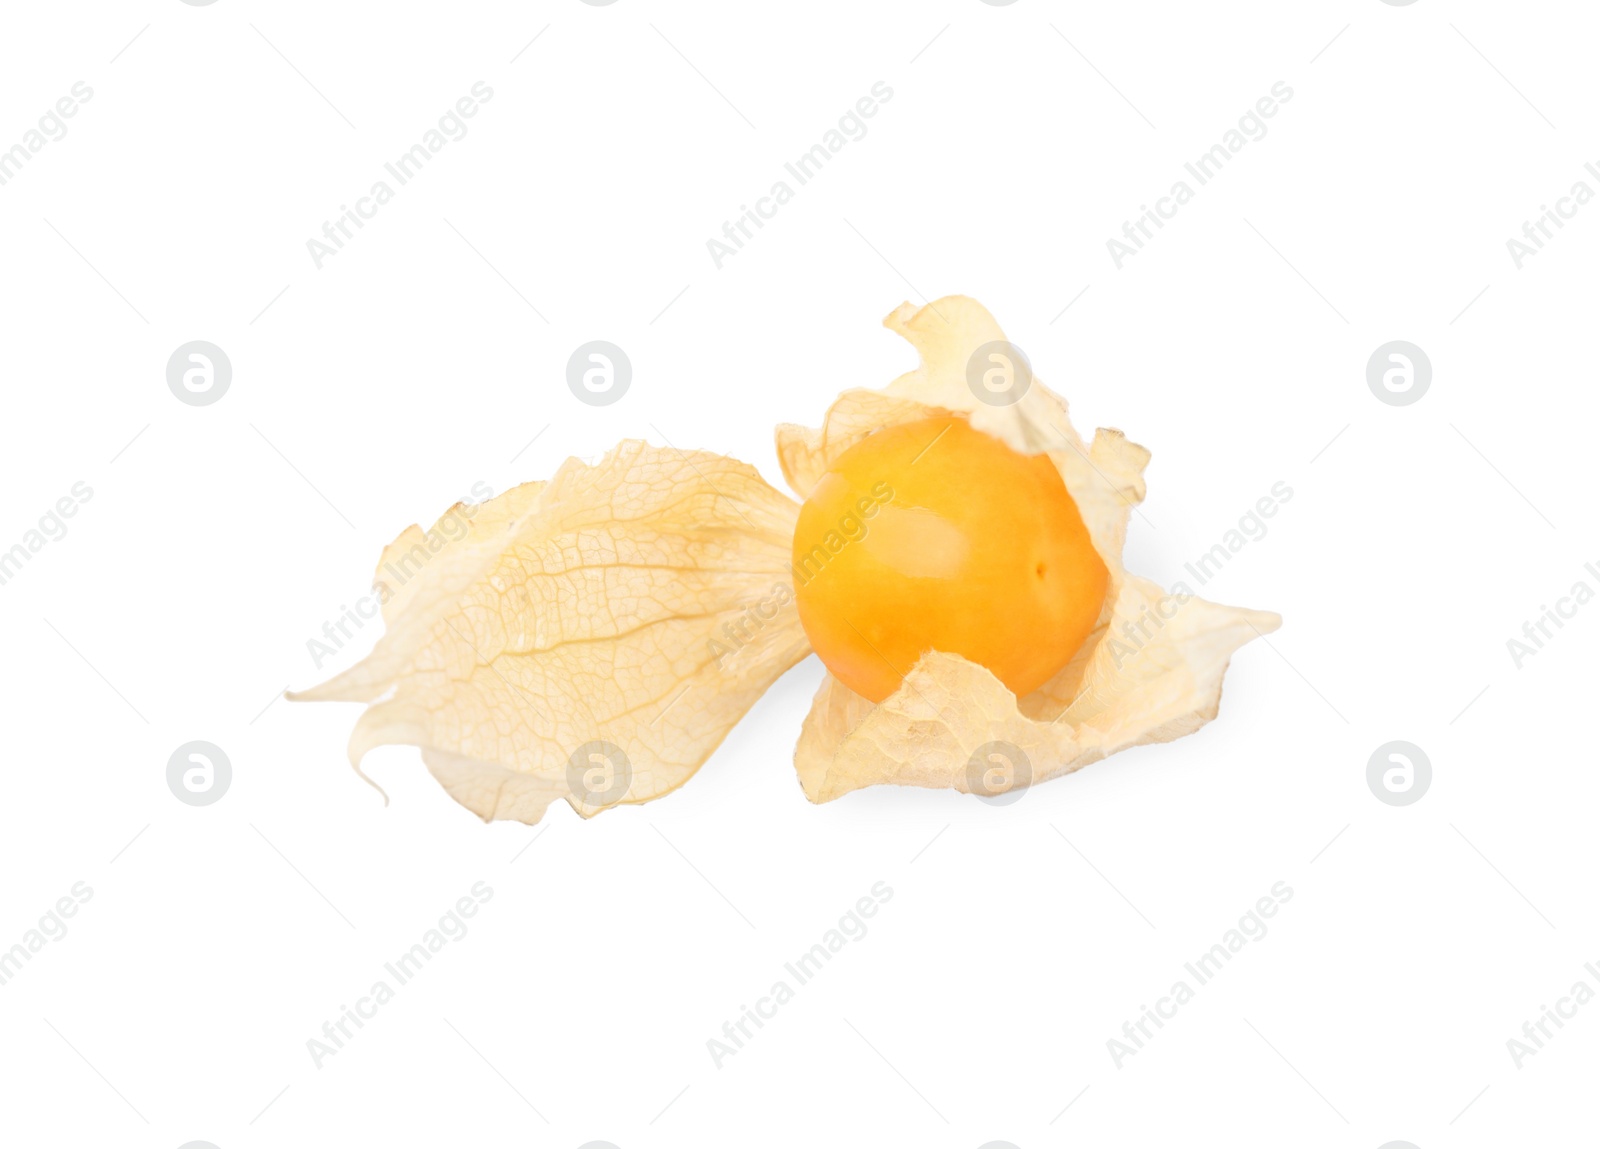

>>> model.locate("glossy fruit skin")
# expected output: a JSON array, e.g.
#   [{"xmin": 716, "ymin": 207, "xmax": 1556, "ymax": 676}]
[{"xmin": 792, "ymin": 415, "xmax": 1109, "ymax": 703}]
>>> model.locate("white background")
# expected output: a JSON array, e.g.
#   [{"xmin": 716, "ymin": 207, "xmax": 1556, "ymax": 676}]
[{"xmin": 0, "ymin": 1, "xmax": 1594, "ymax": 1146}]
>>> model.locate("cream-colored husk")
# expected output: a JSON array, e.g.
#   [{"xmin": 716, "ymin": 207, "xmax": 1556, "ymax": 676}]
[
  {"xmin": 291, "ymin": 441, "xmax": 810, "ymax": 823},
  {"xmin": 775, "ymin": 296, "xmax": 1280, "ymax": 803}
]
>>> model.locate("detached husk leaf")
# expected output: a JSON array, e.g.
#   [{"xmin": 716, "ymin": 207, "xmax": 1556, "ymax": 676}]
[{"xmin": 292, "ymin": 440, "xmax": 809, "ymax": 823}]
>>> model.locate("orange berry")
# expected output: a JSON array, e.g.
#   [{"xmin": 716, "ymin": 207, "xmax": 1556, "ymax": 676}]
[{"xmin": 792, "ymin": 415, "xmax": 1108, "ymax": 702}]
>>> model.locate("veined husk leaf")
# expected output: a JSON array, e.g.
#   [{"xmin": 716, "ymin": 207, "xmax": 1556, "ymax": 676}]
[
  {"xmin": 778, "ymin": 296, "xmax": 1281, "ymax": 803},
  {"xmin": 292, "ymin": 440, "xmax": 810, "ymax": 823}
]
